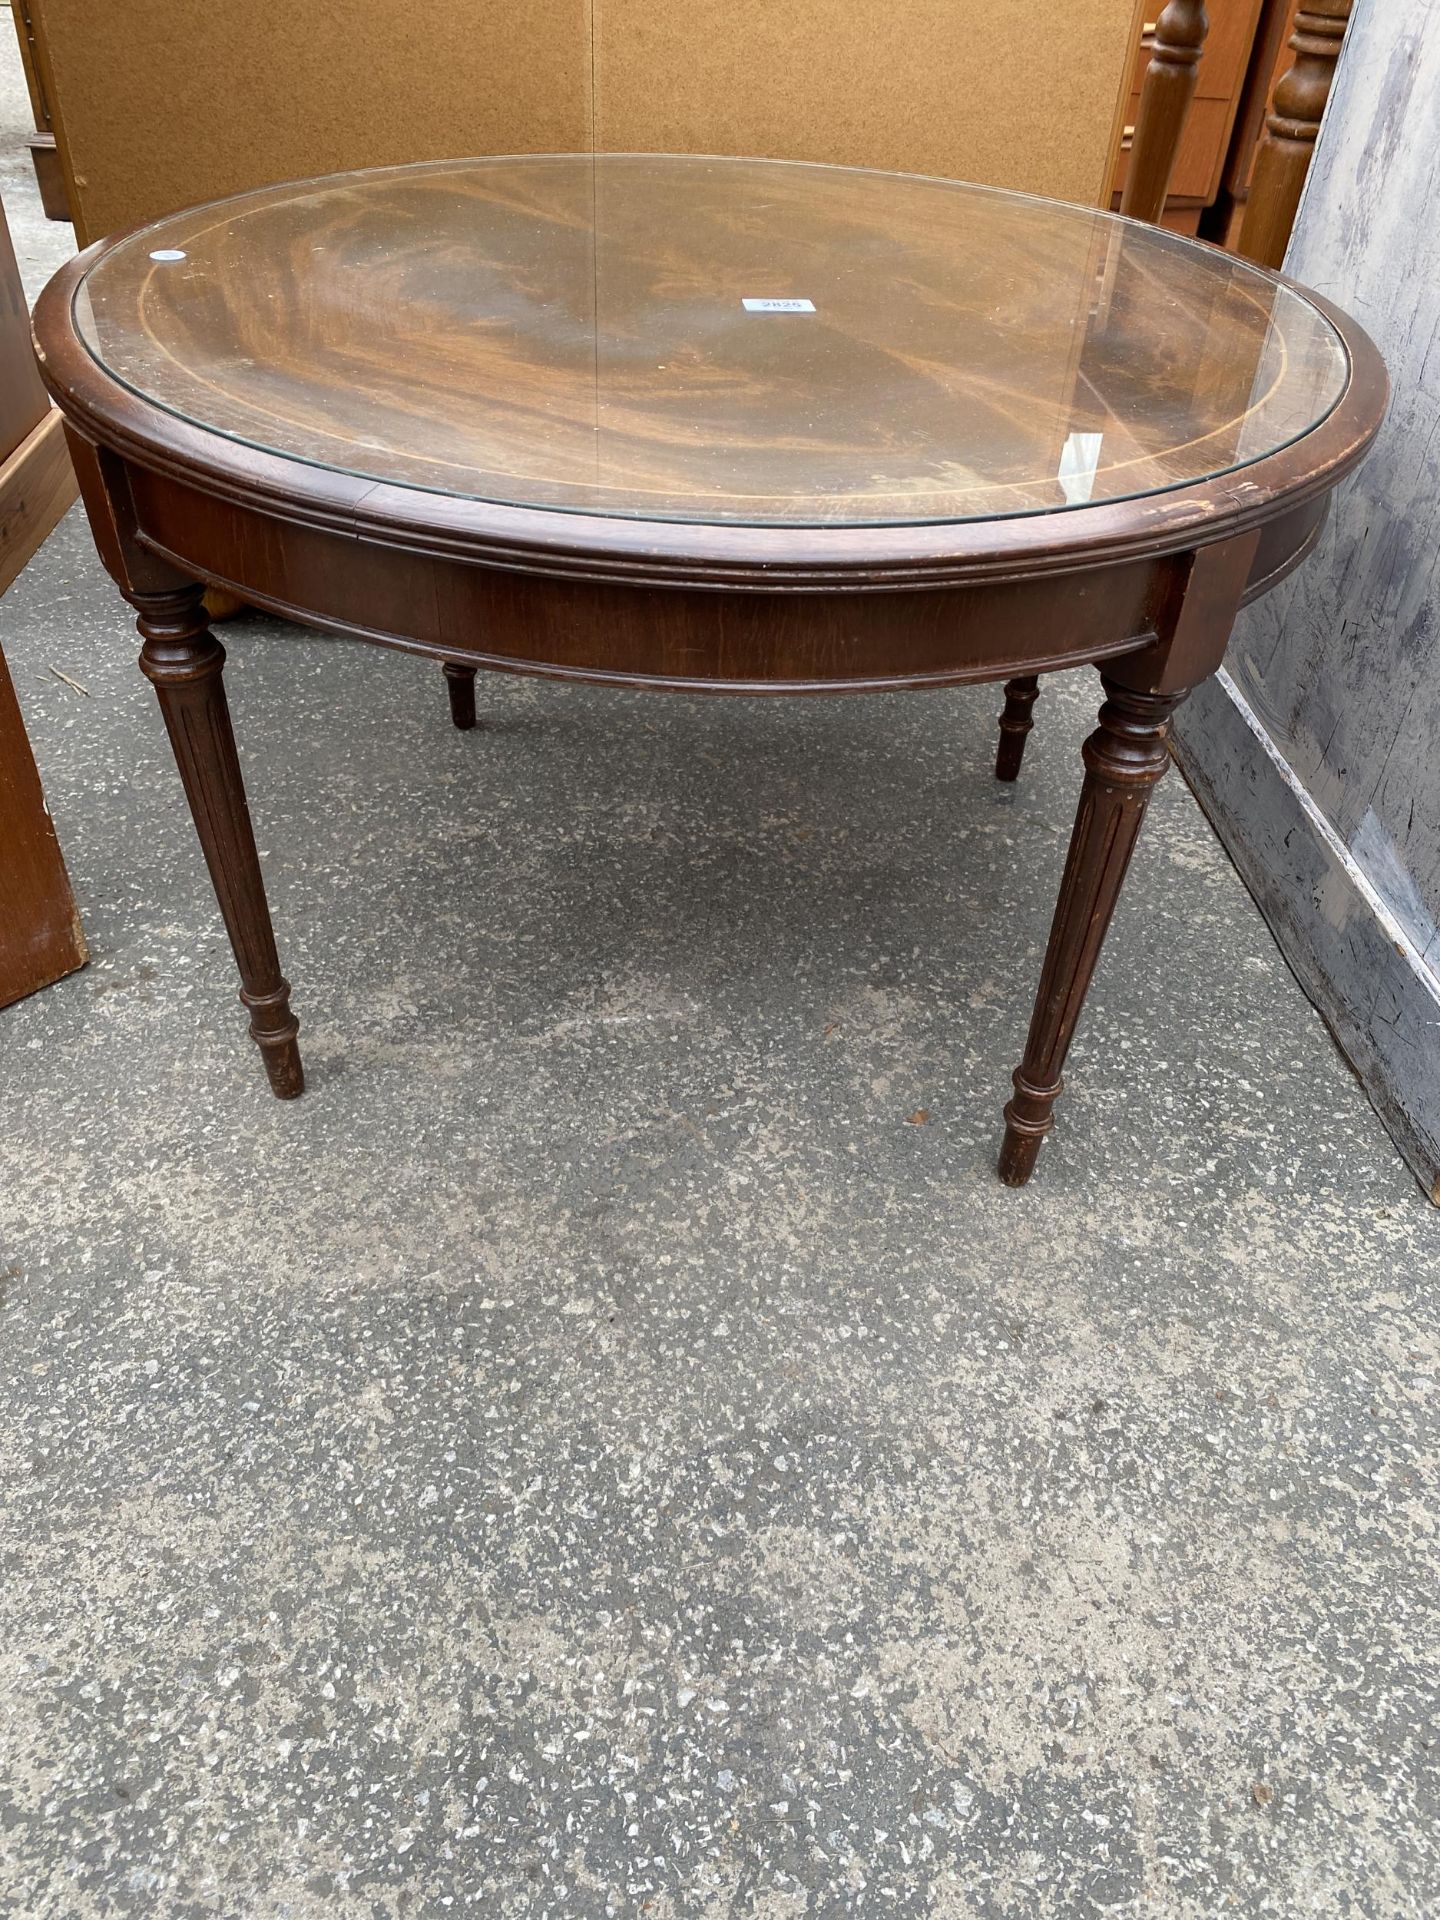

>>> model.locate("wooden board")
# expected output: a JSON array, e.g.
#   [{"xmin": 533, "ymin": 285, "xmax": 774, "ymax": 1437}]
[
  {"xmin": 0, "ymin": 408, "xmax": 86, "ymax": 1012},
  {"xmin": 1112, "ymin": 95, "xmax": 1237, "ymax": 204},
  {"xmin": 1, "ymin": 194, "xmax": 84, "ymax": 1008},
  {"xmin": 27, "ymin": 0, "xmax": 1143, "ymax": 249},
  {"xmin": 0, "ymin": 617, "xmax": 86, "ymax": 1009},
  {"xmin": 0, "ymin": 405, "xmax": 74, "ymax": 598},
  {"xmin": 0, "ymin": 194, "xmax": 47, "ymax": 455}
]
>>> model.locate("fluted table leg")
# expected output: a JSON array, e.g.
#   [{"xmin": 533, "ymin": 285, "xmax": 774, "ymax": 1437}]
[
  {"xmin": 998, "ymin": 675, "xmax": 1182, "ymax": 1185},
  {"xmin": 994, "ymin": 675, "xmax": 1041, "ymax": 781},
  {"xmin": 133, "ymin": 585, "xmax": 303, "ymax": 1098}
]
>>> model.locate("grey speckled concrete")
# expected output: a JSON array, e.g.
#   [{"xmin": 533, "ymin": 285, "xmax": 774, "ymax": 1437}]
[{"xmin": 2, "ymin": 45, "xmax": 1439, "ymax": 1920}]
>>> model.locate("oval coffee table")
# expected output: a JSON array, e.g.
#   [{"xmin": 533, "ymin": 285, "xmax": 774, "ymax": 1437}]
[{"xmin": 32, "ymin": 155, "xmax": 1386, "ymax": 1184}]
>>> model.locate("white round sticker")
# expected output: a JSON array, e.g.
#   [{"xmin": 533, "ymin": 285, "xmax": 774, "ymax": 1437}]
[{"xmin": 148, "ymin": 248, "xmax": 187, "ymax": 262}]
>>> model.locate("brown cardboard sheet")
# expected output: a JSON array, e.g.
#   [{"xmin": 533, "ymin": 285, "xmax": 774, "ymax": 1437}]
[{"xmin": 30, "ymin": 0, "xmax": 1140, "ymax": 246}]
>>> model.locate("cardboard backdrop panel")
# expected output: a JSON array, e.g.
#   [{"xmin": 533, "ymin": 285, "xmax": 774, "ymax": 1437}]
[
  {"xmin": 33, "ymin": 0, "xmax": 1141, "ymax": 247},
  {"xmin": 595, "ymin": 0, "xmax": 1139, "ymax": 206},
  {"xmin": 33, "ymin": 0, "xmax": 594, "ymax": 246}
]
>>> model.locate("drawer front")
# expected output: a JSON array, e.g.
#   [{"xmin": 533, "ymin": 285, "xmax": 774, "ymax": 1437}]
[{"xmin": 1113, "ymin": 93, "xmax": 1234, "ymax": 204}]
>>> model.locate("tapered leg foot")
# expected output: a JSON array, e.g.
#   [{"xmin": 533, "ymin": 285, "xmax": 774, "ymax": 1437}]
[
  {"xmin": 995, "ymin": 675, "xmax": 1041, "ymax": 781},
  {"xmin": 443, "ymin": 662, "xmax": 478, "ymax": 730},
  {"xmin": 134, "ymin": 584, "xmax": 304, "ymax": 1098},
  {"xmin": 997, "ymin": 675, "xmax": 1182, "ymax": 1185},
  {"xmin": 998, "ymin": 1069, "xmax": 1060, "ymax": 1185},
  {"xmin": 997, "ymin": 1131, "xmax": 1040, "ymax": 1187},
  {"xmin": 243, "ymin": 984, "xmax": 305, "ymax": 1098}
]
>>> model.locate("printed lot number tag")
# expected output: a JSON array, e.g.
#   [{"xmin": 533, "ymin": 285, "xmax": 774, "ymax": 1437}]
[{"xmin": 742, "ymin": 298, "xmax": 816, "ymax": 313}]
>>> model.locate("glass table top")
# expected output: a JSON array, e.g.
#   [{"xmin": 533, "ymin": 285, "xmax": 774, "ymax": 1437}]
[{"xmin": 74, "ymin": 154, "xmax": 1351, "ymax": 528}]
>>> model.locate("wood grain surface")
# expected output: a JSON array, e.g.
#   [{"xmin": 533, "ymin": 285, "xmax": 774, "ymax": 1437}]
[
  {"xmin": 0, "ymin": 198, "xmax": 48, "ymax": 457},
  {"xmin": 1118, "ymin": 0, "xmax": 1212, "ymax": 224},
  {"xmin": 1236, "ymin": 0, "xmax": 1351, "ymax": 268},
  {"xmin": 0, "ymin": 636, "xmax": 86, "ymax": 1009},
  {"xmin": 0, "ymin": 408, "xmax": 75, "ymax": 599},
  {"xmin": 0, "ymin": 198, "xmax": 83, "ymax": 1010},
  {"xmin": 72, "ymin": 156, "xmax": 1350, "ymax": 528}
]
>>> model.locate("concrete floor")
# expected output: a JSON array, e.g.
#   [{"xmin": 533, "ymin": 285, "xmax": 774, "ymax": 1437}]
[{"xmin": 2, "ymin": 32, "xmax": 1438, "ymax": 1920}]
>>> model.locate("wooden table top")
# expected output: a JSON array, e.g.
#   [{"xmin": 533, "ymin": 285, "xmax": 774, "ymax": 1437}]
[{"xmin": 67, "ymin": 155, "xmax": 1352, "ymax": 531}]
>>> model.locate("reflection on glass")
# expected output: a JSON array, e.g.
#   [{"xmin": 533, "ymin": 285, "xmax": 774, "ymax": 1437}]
[
  {"xmin": 73, "ymin": 155, "xmax": 1350, "ymax": 527},
  {"xmin": 1057, "ymin": 433, "xmax": 1105, "ymax": 506}
]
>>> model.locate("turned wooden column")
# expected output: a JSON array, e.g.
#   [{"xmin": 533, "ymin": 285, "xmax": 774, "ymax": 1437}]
[
  {"xmin": 994, "ymin": 675, "xmax": 1041, "ymax": 782},
  {"xmin": 134, "ymin": 585, "xmax": 303, "ymax": 1097},
  {"xmin": 442, "ymin": 661, "xmax": 478, "ymax": 730},
  {"xmin": 1120, "ymin": 0, "xmax": 1211, "ymax": 227},
  {"xmin": 998, "ymin": 676, "xmax": 1183, "ymax": 1185},
  {"xmin": 1237, "ymin": 0, "xmax": 1352, "ymax": 269}
]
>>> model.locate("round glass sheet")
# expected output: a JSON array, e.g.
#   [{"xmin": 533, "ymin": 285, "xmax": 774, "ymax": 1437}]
[{"xmin": 74, "ymin": 154, "xmax": 1351, "ymax": 527}]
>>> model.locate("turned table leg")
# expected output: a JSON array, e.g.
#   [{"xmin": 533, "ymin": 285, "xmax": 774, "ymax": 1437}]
[
  {"xmin": 442, "ymin": 662, "xmax": 478, "ymax": 730},
  {"xmin": 998, "ymin": 674, "xmax": 1182, "ymax": 1185},
  {"xmin": 133, "ymin": 585, "xmax": 303, "ymax": 1098},
  {"xmin": 994, "ymin": 675, "xmax": 1041, "ymax": 781}
]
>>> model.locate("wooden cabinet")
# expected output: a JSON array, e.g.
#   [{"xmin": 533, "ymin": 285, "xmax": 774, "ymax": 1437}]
[
  {"xmin": 8, "ymin": 2, "xmax": 70, "ymax": 222},
  {"xmin": 0, "ymin": 198, "xmax": 84, "ymax": 1008},
  {"xmin": 1111, "ymin": 0, "xmax": 1270, "ymax": 232}
]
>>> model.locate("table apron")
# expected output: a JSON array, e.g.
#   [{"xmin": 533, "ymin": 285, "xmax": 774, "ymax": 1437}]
[{"xmin": 114, "ymin": 464, "xmax": 1249, "ymax": 694}]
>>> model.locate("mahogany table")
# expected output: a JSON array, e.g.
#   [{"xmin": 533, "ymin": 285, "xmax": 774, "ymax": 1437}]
[{"xmin": 32, "ymin": 156, "xmax": 1386, "ymax": 1184}]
